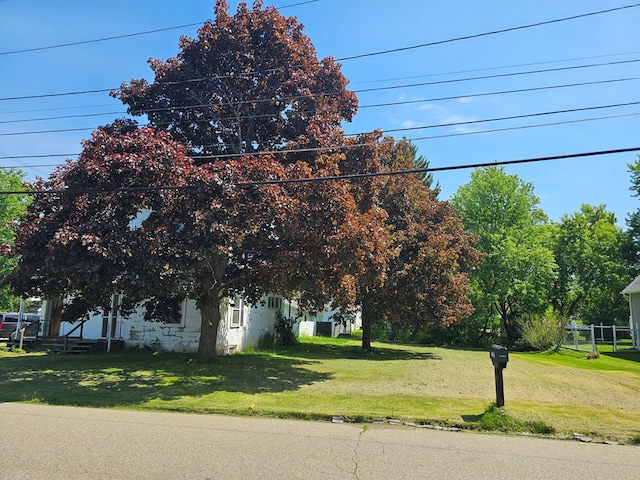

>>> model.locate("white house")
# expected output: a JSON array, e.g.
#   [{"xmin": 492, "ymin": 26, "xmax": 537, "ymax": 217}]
[
  {"xmin": 621, "ymin": 275, "xmax": 640, "ymax": 349},
  {"xmin": 40, "ymin": 294, "xmax": 360, "ymax": 354}
]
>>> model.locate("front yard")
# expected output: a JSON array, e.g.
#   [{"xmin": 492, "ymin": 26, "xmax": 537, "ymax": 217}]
[{"xmin": 2, "ymin": 337, "xmax": 639, "ymax": 443}]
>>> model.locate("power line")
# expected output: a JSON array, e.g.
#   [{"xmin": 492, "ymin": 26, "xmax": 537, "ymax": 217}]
[
  {"xmin": 0, "ymin": 88, "xmax": 114, "ymax": 101},
  {"xmin": 3, "ymin": 77, "xmax": 637, "ymax": 125},
  {"xmin": 0, "ymin": 103, "xmax": 125, "ymax": 115},
  {"xmin": 0, "ymin": 127, "xmax": 95, "ymax": 137},
  {"xmin": 1, "ymin": 51, "xmax": 636, "ymax": 114},
  {"xmin": 2, "ymin": 111, "xmax": 638, "ymax": 166},
  {"xmin": 350, "ymin": 51, "xmax": 640, "ymax": 85},
  {"xmin": 335, "ymin": 3, "xmax": 640, "ymax": 61},
  {"xmin": 1, "ymin": 100, "xmax": 637, "ymax": 138},
  {"xmin": 240, "ymin": 148, "xmax": 640, "ymax": 185},
  {"xmin": 0, "ymin": 111, "xmax": 126, "ymax": 125},
  {"xmin": 2, "ymin": 55, "xmax": 637, "ymax": 103},
  {"xmin": 359, "ymin": 78, "xmax": 640, "ymax": 109},
  {"xmin": 353, "ymin": 59, "xmax": 640, "ymax": 94},
  {"xmin": 0, "ymin": 149, "xmax": 49, "ymax": 177},
  {"xmin": 408, "ymin": 112, "xmax": 640, "ymax": 142},
  {"xmin": 2, "ymin": 147, "xmax": 638, "ymax": 195},
  {"xmin": 1, "ymin": 0, "xmax": 634, "ymax": 84},
  {"xmin": 369, "ymin": 101, "xmax": 640, "ymax": 137},
  {"xmin": 0, "ymin": 1, "xmax": 320, "ymax": 56}
]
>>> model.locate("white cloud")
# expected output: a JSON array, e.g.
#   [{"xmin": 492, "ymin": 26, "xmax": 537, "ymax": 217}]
[
  {"xmin": 401, "ymin": 120, "xmax": 421, "ymax": 129},
  {"xmin": 440, "ymin": 113, "xmax": 476, "ymax": 125}
]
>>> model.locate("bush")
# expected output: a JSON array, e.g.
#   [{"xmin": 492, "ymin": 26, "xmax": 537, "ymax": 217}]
[
  {"xmin": 370, "ymin": 321, "xmax": 392, "ymax": 341},
  {"xmin": 256, "ymin": 312, "xmax": 299, "ymax": 351},
  {"xmin": 257, "ymin": 332, "xmax": 278, "ymax": 350},
  {"xmin": 274, "ymin": 310, "xmax": 298, "ymax": 347},
  {"xmin": 517, "ymin": 312, "xmax": 566, "ymax": 351},
  {"xmin": 436, "ymin": 313, "xmax": 501, "ymax": 348}
]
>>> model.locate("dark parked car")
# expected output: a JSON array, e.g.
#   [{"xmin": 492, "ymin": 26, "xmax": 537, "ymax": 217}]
[{"xmin": 0, "ymin": 312, "xmax": 40, "ymax": 340}]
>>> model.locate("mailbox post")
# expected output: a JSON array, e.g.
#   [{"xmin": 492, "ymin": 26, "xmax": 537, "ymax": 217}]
[{"xmin": 489, "ymin": 344, "xmax": 509, "ymax": 407}]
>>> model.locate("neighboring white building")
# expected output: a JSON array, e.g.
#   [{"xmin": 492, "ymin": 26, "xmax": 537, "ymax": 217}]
[
  {"xmin": 621, "ymin": 275, "xmax": 640, "ymax": 350},
  {"xmin": 40, "ymin": 294, "xmax": 360, "ymax": 353}
]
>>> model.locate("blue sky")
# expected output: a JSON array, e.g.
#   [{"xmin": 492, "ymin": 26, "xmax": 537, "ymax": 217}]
[{"xmin": 1, "ymin": 0, "xmax": 638, "ymax": 224}]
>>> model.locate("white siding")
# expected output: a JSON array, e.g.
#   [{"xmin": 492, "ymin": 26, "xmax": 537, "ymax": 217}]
[
  {"xmin": 298, "ymin": 321, "xmax": 315, "ymax": 337},
  {"xmin": 629, "ymin": 292, "xmax": 640, "ymax": 349},
  {"xmin": 42, "ymin": 295, "xmax": 360, "ymax": 352},
  {"xmin": 43, "ymin": 296, "xmax": 282, "ymax": 354}
]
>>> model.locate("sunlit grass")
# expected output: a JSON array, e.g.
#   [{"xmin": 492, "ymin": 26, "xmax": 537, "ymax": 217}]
[{"xmin": 1, "ymin": 339, "xmax": 639, "ymax": 442}]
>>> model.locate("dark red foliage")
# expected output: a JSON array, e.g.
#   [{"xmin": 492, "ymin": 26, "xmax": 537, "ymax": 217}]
[
  {"xmin": 357, "ymin": 139, "xmax": 482, "ymax": 349},
  {"xmin": 7, "ymin": 2, "xmax": 479, "ymax": 359},
  {"xmin": 113, "ymin": 0, "xmax": 357, "ymax": 164}
]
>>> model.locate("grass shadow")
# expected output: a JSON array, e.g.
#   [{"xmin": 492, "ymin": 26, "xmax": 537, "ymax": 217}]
[
  {"xmin": 461, "ymin": 413, "xmax": 482, "ymax": 423},
  {"xmin": 0, "ymin": 352, "xmax": 331, "ymax": 408},
  {"xmin": 279, "ymin": 341, "xmax": 442, "ymax": 361},
  {"xmin": 600, "ymin": 350, "xmax": 640, "ymax": 363}
]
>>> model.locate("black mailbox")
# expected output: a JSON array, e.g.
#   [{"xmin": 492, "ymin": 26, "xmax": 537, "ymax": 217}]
[{"xmin": 490, "ymin": 344, "xmax": 509, "ymax": 369}]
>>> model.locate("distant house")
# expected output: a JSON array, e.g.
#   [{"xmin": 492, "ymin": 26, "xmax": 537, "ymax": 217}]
[
  {"xmin": 621, "ymin": 275, "xmax": 640, "ymax": 349},
  {"xmin": 39, "ymin": 295, "xmax": 360, "ymax": 354}
]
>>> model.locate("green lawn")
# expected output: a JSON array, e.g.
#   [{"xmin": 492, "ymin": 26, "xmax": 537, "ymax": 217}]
[{"xmin": 2, "ymin": 337, "xmax": 639, "ymax": 443}]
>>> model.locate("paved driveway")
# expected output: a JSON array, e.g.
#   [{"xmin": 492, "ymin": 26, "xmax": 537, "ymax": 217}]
[{"xmin": 1, "ymin": 403, "xmax": 639, "ymax": 479}]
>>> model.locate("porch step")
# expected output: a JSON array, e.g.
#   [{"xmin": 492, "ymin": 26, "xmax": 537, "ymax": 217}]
[{"xmin": 66, "ymin": 341, "xmax": 99, "ymax": 354}]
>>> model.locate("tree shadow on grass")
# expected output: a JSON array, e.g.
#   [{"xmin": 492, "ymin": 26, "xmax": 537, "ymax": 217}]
[
  {"xmin": 600, "ymin": 350, "xmax": 640, "ymax": 363},
  {"xmin": 0, "ymin": 352, "xmax": 331, "ymax": 408},
  {"xmin": 461, "ymin": 413, "xmax": 483, "ymax": 423},
  {"xmin": 280, "ymin": 341, "xmax": 442, "ymax": 361}
]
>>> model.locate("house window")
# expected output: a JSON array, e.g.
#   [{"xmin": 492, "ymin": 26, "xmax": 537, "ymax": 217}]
[
  {"xmin": 151, "ymin": 299, "xmax": 182, "ymax": 324},
  {"xmin": 267, "ymin": 296, "xmax": 282, "ymax": 309},
  {"xmin": 163, "ymin": 316, "xmax": 182, "ymax": 325},
  {"xmin": 230, "ymin": 297, "xmax": 243, "ymax": 328}
]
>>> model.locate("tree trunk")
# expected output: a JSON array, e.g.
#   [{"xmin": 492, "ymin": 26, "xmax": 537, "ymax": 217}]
[
  {"xmin": 361, "ymin": 301, "xmax": 374, "ymax": 351},
  {"xmin": 197, "ymin": 295, "xmax": 223, "ymax": 361},
  {"xmin": 495, "ymin": 301, "xmax": 515, "ymax": 345}
]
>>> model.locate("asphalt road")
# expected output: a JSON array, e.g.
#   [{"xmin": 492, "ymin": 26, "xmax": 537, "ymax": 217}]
[{"xmin": 1, "ymin": 403, "xmax": 639, "ymax": 479}]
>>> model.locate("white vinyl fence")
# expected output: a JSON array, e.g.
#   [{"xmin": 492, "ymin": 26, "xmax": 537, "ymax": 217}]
[{"xmin": 564, "ymin": 322, "xmax": 636, "ymax": 352}]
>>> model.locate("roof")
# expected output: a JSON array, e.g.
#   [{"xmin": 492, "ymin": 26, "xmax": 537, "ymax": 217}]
[{"xmin": 622, "ymin": 275, "xmax": 640, "ymax": 294}]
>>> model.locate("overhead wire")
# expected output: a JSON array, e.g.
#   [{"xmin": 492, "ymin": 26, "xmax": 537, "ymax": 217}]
[
  {"xmin": 240, "ymin": 148, "xmax": 640, "ymax": 185},
  {"xmin": 1, "ymin": 100, "xmax": 638, "ymax": 140},
  {"xmin": 336, "ymin": 3, "xmax": 640, "ymax": 61},
  {"xmin": 2, "ymin": 110, "xmax": 638, "ymax": 165},
  {"xmin": 0, "ymin": 0, "xmax": 321, "ymax": 56},
  {"xmin": 2, "ymin": 76, "xmax": 637, "ymax": 126},
  {"xmin": 1, "ymin": 51, "xmax": 638, "ymax": 115},
  {"xmin": 0, "ymin": 3, "xmax": 636, "ymax": 181},
  {"xmin": 0, "ymin": 149, "xmax": 48, "ymax": 177},
  {"xmin": 1, "ymin": 147, "xmax": 638, "ymax": 196},
  {"xmin": 350, "ymin": 51, "xmax": 640, "ymax": 85},
  {"xmin": 0, "ymin": 1, "xmax": 634, "ymax": 69},
  {"xmin": 363, "ymin": 101, "xmax": 640, "ymax": 137},
  {"xmin": 2, "ymin": 56, "xmax": 638, "ymax": 103},
  {"xmin": 2, "ymin": 76, "xmax": 638, "ymax": 125}
]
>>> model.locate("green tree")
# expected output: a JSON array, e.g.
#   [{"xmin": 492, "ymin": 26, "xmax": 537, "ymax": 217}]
[
  {"xmin": 407, "ymin": 139, "xmax": 436, "ymax": 189},
  {"xmin": 623, "ymin": 155, "xmax": 640, "ymax": 273},
  {"xmin": 450, "ymin": 167, "xmax": 556, "ymax": 344},
  {"xmin": 551, "ymin": 204, "xmax": 629, "ymax": 325},
  {"xmin": 0, "ymin": 169, "xmax": 30, "ymax": 310}
]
